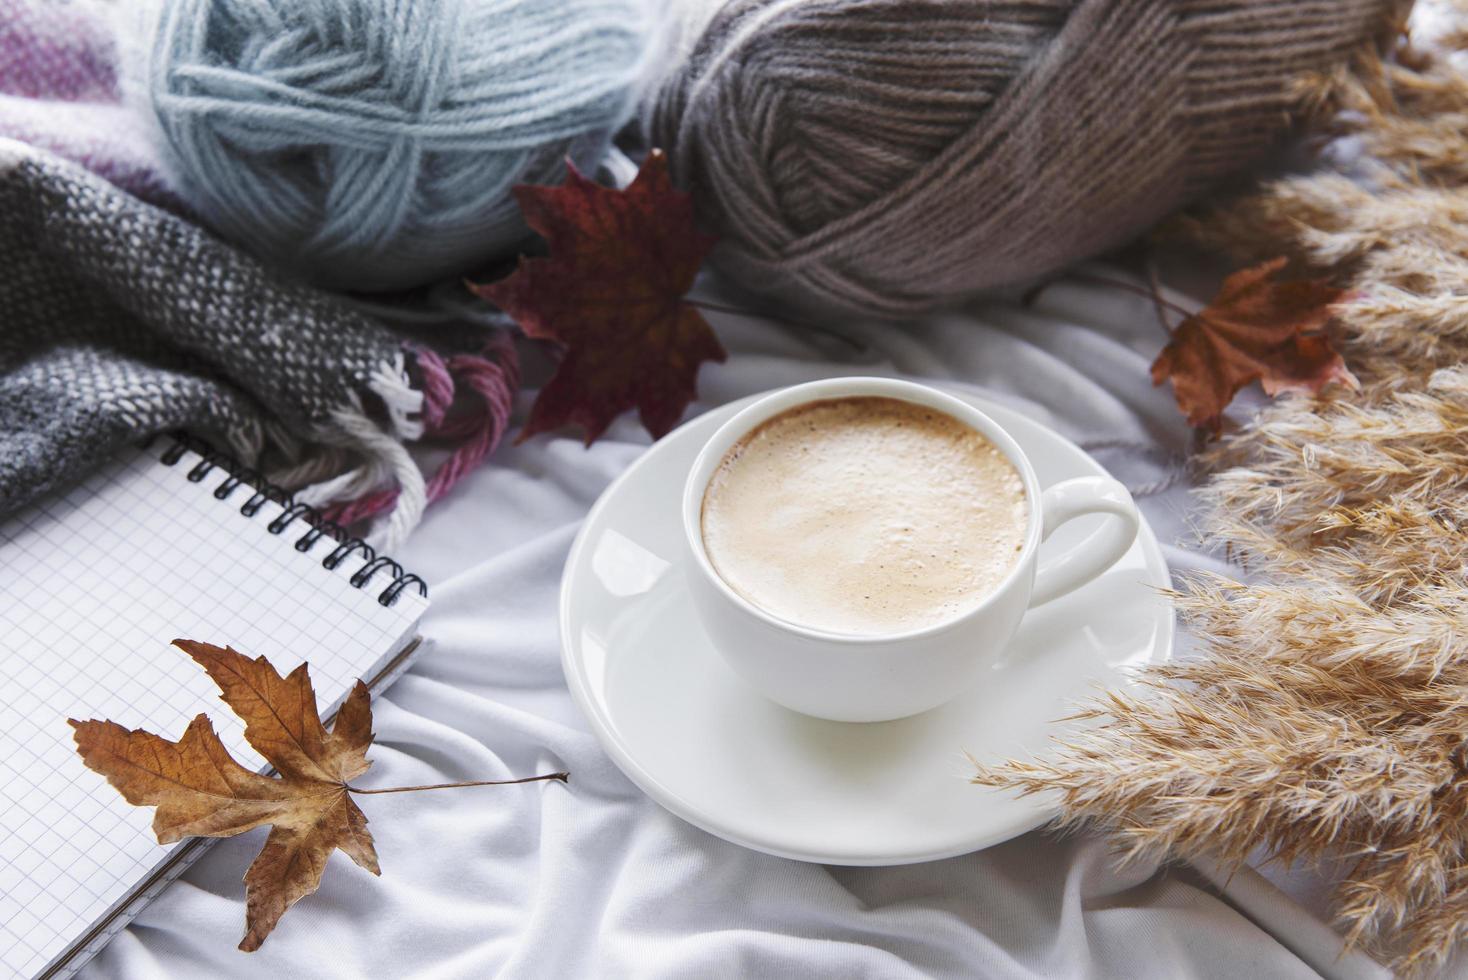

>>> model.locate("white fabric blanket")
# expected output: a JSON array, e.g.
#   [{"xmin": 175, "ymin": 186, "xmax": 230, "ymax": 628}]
[{"xmin": 84, "ymin": 272, "xmax": 1391, "ymax": 980}]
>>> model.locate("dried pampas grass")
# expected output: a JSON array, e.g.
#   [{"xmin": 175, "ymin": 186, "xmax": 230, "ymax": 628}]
[{"xmin": 977, "ymin": 3, "xmax": 1468, "ymax": 973}]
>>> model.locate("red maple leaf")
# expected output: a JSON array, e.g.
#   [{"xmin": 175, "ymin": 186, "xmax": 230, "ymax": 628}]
[
  {"xmin": 470, "ymin": 150, "xmax": 725, "ymax": 444},
  {"xmin": 1151, "ymin": 258, "xmax": 1357, "ymax": 431}
]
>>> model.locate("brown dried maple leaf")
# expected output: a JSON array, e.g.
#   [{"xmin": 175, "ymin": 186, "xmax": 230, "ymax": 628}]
[
  {"xmin": 470, "ymin": 148, "xmax": 725, "ymax": 445},
  {"xmin": 1151, "ymin": 257, "xmax": 1357, "ymax": 431},
  {"xmin": 71, "ymin": 640, "xmax": 567, "ymax": 951}
]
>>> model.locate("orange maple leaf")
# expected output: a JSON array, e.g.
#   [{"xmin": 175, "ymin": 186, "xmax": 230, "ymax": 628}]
[
  {"xmin": 71, "ymin": 641, "xmax": 566, "ymax": 951},
  {"xmin": 1151, "ymin": 257, "xmax": 1358, "ymax": 431},
  {"xmin": 470, "ymin": 149, "xmax": 725, "ymax": 445}
]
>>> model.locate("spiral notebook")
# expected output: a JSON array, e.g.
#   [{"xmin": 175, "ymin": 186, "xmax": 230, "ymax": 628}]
[{"xmin": 0, "ymin": 437, "xmax": 431, "ymax": 979}]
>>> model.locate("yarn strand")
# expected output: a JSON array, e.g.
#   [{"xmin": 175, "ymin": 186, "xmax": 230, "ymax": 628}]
[
  {"xmin": 141, "ymin": 0, "xmax": 658, "ymax": 290},
  {"xmin": 324, "ymin": 335, "xmax": 520, "ymax": 528},
  {"xmin": 652, "ymin": 0, "xmax": 1404, "ymax": 314}
]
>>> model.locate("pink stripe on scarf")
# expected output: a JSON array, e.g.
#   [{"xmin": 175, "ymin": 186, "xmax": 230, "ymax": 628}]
[{"xmin": 326, "ymin": 335, "xmax": 520, "ymax": 527}]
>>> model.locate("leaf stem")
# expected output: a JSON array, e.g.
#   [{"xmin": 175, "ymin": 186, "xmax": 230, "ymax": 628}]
[
  {"xmin": 348, "ymin": 772, "xmax": 569, "ymax": 794},
  {"xmin": 1062, "ymin": 272, "xmax": 1198, "ymax": 326},
  {"xmin": 686, "ymin": 298, "xmax": 760, "ymax": 319},
  {"xmin": 1143, "ymin": 258, "xmax": 1177, "ymax": 337},
  {"xmin": 685, "ymin": 297, "xmax": 865, "ymax": 351}
]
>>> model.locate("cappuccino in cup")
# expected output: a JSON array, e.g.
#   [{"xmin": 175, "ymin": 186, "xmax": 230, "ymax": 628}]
[{"xmin": 699, "ymin": 396, "xmax": 1028, "ymax": 635}]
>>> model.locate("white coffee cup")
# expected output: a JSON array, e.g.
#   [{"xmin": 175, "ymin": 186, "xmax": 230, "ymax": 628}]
[{"xmin": 681, "ymin": 377, "xmax": 1140, "ymax": 723}]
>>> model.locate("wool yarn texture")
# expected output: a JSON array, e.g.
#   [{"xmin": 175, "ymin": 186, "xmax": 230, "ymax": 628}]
[
  {"xmin": 652, "ymin": 0, "xmax": 1404, "ymax": 316},
  {"xmin": 135, "ymin": 0, "xmax": 659, "ymax": 291},
  {"xmin": 0, "ymin": 139, "xmax": 519, "ymax": 550}
]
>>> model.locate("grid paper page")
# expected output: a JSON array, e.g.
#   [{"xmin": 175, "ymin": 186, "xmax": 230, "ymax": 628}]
[{"xmin": 0, "ymin": 441, "xmax": 429, "ymax": 979}]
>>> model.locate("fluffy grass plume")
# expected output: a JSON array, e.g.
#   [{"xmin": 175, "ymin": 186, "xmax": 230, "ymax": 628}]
[{"xmin": 976, "ymin": 2, "xmax": 1468, "ymax": 973}]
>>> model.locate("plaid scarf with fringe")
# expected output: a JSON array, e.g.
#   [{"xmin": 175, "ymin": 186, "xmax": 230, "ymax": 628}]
[{"xmin": 0, "ymin": 141, "xmax": 515, "ymax": 548}]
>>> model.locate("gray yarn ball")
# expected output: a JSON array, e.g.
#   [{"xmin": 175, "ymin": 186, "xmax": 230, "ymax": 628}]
[
  {"xmin": 653, "ymin": 0, "xmax": 1402, "ymax": 316},
  {"xmin": 142, "ymin": 0, "xmax": 657, "ymax": 291}
]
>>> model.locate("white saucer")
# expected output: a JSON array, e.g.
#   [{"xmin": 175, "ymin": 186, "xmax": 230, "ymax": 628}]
[{"xmin": 560, "ymin": 389, "xmax": 1173, "ymax": 866}]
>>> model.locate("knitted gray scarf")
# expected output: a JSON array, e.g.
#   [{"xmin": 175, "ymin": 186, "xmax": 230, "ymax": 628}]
[{"xmin": 0, "ymin": 140, "xmax": 442, "ymax": 546}]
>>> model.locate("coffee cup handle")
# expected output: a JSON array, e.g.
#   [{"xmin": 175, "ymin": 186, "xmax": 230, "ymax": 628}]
[{"xmin": 1029, "ymin": 477, "xmax": 1140, "ymax": 607}]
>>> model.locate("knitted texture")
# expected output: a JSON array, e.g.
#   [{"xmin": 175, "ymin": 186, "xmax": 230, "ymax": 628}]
[
  {"xmin": 136, "ymin": 0, "xmax": 657, "ymax": 291},
  {"xmin": 0, "ymin": 141, "xmax": 515, "ymax": 548},
  {"xmin": 653, "ymin": 0, "xmax": 1405, "ymax": 315}
]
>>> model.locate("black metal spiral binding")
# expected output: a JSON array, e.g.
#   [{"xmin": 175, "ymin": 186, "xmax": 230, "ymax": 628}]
[{"xmin": 156, "ymin": 433, "xmax": 428, "ymax": 606}]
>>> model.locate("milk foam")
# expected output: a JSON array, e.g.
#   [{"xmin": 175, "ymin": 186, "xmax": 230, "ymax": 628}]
[{"xmin": 700, "ymin": 396, "xmax": 1029, "ymax": 635}]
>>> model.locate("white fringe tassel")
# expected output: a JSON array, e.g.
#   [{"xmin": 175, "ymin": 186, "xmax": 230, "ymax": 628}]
[
  {"xmin": 368, "ymin": 350, "xmax": 425, "ymax": 441},
  {"xmin": 291, "ymin": 455, "xmax": 391, "ymax": 508},
  {"xmin": 261, "ymin": 354, "xmax": 431, "ymax": 552},
  {"xmin": 326, "ymin": 396, "xmax": 426, "ymax": 552}
]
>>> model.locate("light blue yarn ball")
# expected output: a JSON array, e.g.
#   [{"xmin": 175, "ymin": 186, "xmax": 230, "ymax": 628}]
[{"xmin": 145, "ymin": 0, "xmax": 655, "ymax": 290}]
